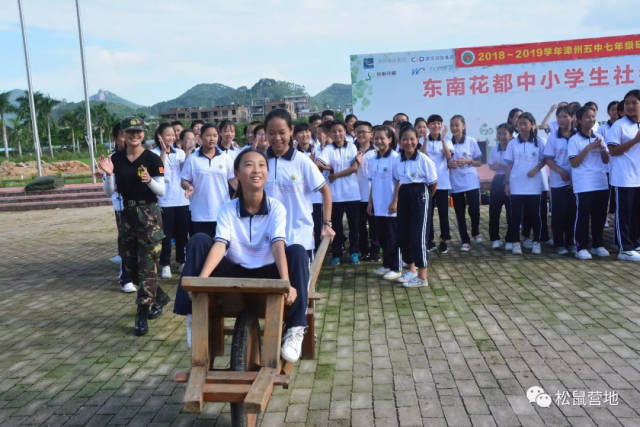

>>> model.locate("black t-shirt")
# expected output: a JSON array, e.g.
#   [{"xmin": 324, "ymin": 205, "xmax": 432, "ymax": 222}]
[{"xmin": 111, "ymin": 149, "xmax": 164, "ymax": 203}]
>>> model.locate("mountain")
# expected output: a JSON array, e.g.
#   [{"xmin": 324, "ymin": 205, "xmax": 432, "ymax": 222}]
[
  {"xmin": 90, "ymin": 89, "xmax": 142, "ymax": 109},
  {"xmin": 311, "ymin": 83, "xmax": 352, "ymax": 110},
  {"xmin": 147, "ymin": 79, "xmax": 308, "ymax": 113}
]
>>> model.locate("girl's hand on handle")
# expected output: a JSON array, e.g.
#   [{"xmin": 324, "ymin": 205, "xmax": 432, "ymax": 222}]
[
  {"xmin": 285, "ymin": 286, "xmax": 298, "ymax": 306},
  {"xmin": 388, "ymin": 201, "xmax": 397, "ymax": 214}
]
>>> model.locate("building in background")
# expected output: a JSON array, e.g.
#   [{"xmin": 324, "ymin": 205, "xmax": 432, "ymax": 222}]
[{"xmin": 159, "ymin": 105, "xmax": 249, "ymax": 123}]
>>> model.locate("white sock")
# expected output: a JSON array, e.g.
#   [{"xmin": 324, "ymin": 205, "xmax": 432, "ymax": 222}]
[{"xmin": 186, "ymin": 314, "xmax": 192, "ymax": 349}]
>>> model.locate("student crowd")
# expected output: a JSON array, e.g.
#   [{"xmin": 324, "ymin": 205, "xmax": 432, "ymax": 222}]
[{"xmin": 98, "ymin": 88, "xmax": 640, "ymax": 362}]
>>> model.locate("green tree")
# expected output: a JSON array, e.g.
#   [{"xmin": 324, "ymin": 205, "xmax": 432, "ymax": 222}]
[
  {"xmin": 0, "ymin": 91, "xmax": 14, "ymax": 158},
  {"xmin": 35, "ymin": 93, "xmax": 60, "ymax": 158}
]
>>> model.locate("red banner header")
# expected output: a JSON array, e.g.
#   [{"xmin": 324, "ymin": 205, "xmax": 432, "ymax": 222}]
[{"xmin": 455, "ymin": 34, "xmax": 640, "ymax": 68}]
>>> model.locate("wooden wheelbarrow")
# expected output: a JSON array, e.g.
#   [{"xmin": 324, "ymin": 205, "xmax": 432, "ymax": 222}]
[{"xmin": 175, "ymin": 236, "xmax": 329, "ymax": 426}]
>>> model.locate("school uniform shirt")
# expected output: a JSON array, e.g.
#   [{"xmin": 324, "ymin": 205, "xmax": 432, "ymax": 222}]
[
  {"xmin": 355, "ymin": 144, "xmax": 377, "ymax": 202},
  {"xmin": 504, "ymin": 136, "xmax": 545, "ymax": 195},
  {"xmin": 214, "ymin": 195, "xmax": 287, "ymax": 269},
  {"xmin": 310, "ymin": 144, "xmax": 325, "ymax": 204},
  {"xmin": 111, "ymin": 149, "xmax": 164, "ymax": 202},
  {"xmin": 369, "ymin": 149, "xmax": 399, "ymax": 217},
  {"xmin": 488, "ymin": 144, "xmax": 508, "ymax": 176},
  {"xmin": 180, "ymin": 147, "xmax": 234, "ymax": 222},
  {"xmin": 265, "ymin": 145, "xmax": 327, "ymax": 251},
  {"xmin": 392, "ymin": 150, "xmax": 438, "ymax": 186},
  {"xmin": 425, "ymin": 135, "xmax": 454, "ymax": 190},
  {"xmin": 449, "ymin": 136, "xmax": 481, "ymax": 193},
  {"xmin": 543, "ymin": 130, "xmax": 574, "ymax": 188},
  {"xmin": 607, "ymin": 116, "xmax": 640, "ymax": 187},
  {"xmin": 218, "ymin": 143, "xmax": 241, "ymax": 161},
  {"xmin": 152, "ymin": 146, "xmax": 190, "ymax": 207},
  {"xmin": 318, "ymin": 142, "xmax": 360, "ymax": 203},
  {"xmin": 567, "ymin": 131, "xmax": 609, "ymax": 194},
  {"xmin": 346, "ymin": 134, "xmax": 355, "ymax": 145}
]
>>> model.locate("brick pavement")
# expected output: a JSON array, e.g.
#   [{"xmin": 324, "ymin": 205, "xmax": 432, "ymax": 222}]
[{"xmin": 1, "ymin": 206, "xmax": 640, "ymax": 426}]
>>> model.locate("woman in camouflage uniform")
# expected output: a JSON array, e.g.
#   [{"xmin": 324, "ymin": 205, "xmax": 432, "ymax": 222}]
[{"xmin": 99, "ymin": 117, "xmax": 167, "ymax": 336}]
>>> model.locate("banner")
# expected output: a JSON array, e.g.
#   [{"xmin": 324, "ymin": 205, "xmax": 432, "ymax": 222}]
[{"xmin": 350, "ymin": 34, "xmax": 640, "ymax": 144}]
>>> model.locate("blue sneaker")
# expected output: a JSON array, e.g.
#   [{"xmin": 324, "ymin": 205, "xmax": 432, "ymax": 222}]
[
  {"xmin": 330, "ymin": 257, "xmax": 341, "ymax": 265},
  {"xmin": 350, "ymin": 253, "xmax": 360, "ymax": 264}
]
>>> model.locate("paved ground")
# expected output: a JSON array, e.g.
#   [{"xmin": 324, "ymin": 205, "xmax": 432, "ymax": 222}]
[{"xmin": 1, "ymin": 206, "xmax": 640, "ymax": 426}]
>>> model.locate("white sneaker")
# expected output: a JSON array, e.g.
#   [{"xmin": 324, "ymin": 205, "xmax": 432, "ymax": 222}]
[
  {"xmin": 161, "ymin": 265, "xmax": 172, "ymax": 279},
  {"xmin": 505, "ymin": 242, "xmax": 513, "ymax": 251},
  {"xmin": 635, "ymin": 246, "xmax": 640, "ymax": 252},
  {"xmin": 109, "ymin": 255, "xmax": 121, "ymax": 264},
  {"xmin": 460, "ymin": 243, "xmax": 471, "ymax": 252},
  {"xmin": 556, "ymin": 247, "xmax": 569, "ymax": 255},
  {"xmin": 575, "ymin": 249, "xmax": 592, "ymax": 260},
  {"xmin": 281, "ymin": 326, "xmax": 305, "ymax": 362},
  {"xmin": 120, "ymin": 282, "xmax": 136, "ymax": 293},
  {"xmin": 545, "ymin": 239, "xmax": 554, "ymax": 246},
  {"xmin": 523, "ymin": 239, "xmax": 533, "ymax": 249},
  {"xmin": 178, "ymin": 263, "xmax": 185, "ymax": 273},
  {"xmin": 618, "ymin": 250, "xmax": 640, "ymax": 262},
  {"xmin": 590, "ymin": 247, "xmax": 610, "ymax": 257},
  {"xmin": 531, "ymin": 242, "xmax": 542, "ymax": 254},
  {"xmin": 403, "ymin": 276, "xmax": 429, "ymax": 288},
  {"xmin": 372, "ymin": 267, "xmax": 390, "ymax": 276},
  {"xmin": 492, "ymin": 240, "xmax": 503, "ymax": 250},
  {"xmin": 397, "ymin": 271, "xmax": 417, "ymax": 283},
  {"xmin": 383, "ymin": 270, "xmax": 402, "ymax": 281},
  {"xmin": 512, "ymin": 242, "xmax": 522, "ymax": 255},
  {"xmin": 472, "ymin": 235, "xmax": 484, "ymax": 243}
]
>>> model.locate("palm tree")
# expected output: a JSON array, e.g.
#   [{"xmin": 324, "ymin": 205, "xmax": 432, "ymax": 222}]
[
  {"xmin": 34, "ymin": 93, "xmax": 60, "ymax": 158},
  {"xmin": 15, "ymin": 94, "xmax": 40, "ymax": 156},
  {"xmin": 0, "ymin": 91, "xmax": 13, "ymax": 158},
  {"xmin": 8, "ymin": 116, "xmax": 23, "ymax": 157}
]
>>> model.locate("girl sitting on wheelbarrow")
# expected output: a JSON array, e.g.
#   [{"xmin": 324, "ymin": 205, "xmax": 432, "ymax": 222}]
[{"xmin": 174, "ymin": 148, "xmax": 306, "ymax": 361}]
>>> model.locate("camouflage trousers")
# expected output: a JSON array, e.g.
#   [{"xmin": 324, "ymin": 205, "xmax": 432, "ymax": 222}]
[{"xmin": 121, "ymin": 202, "xmax": 165, "ymax": 306}]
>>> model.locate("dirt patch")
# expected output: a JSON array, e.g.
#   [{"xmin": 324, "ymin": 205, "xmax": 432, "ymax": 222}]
[{"xmin": 0, "ymin": 161, "xmax": 91, "ymax": 179}]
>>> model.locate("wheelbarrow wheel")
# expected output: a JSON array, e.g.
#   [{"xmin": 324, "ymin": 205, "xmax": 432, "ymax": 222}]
[{"xmin": 230, "ymin": 310, "xmax": 261, "ymax": 427}]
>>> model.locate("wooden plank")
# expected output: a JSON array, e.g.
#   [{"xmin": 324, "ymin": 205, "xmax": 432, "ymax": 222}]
[
  {"xmin": 182, "ymin": 277, "xmax": 290, "ymax": 294},
  {"xmin": 281, "ymin": 360, "xmax": 295, "ymax": 376},
  {"xmin": 183, "ymin": 366, "xmax": 206, "ymax": 412},
  {"xmin": 301, "ymin": 302, "xmax": 315, "ymax": 360},
  {"xmin": 191, "ymin": 293, "xmax": 210, "ymax": 368},
  {"xmin": 308, "ymin": 291, "xmax": 323, "ymax": 301},
  {"xmin": 211, "ymin": 296, "xmax": 225, "ymax": 358},
  {"xmin": 202, "ymin": 383, "xmax": 249, "ymax": 403},
  {"xmin": 206, "ymin": 370, "xmax": 290, "ymax": 386},
  {"xmin": 309, "ymin": 236, "xmax": 330, "ymax": 295},
  {"xmin": 244, "ymin": 367, "xmax": 277, "ymax": 413},
  {"xmin": 262, "ymin": 294, "xmax": 284, "ymax": 368}
]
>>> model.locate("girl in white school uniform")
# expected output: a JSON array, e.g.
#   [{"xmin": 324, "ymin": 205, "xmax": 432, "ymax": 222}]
[
  {"xmin": 218, "ymin": 119, "xmax": 241, "ymax": 160},
  {"xmin": 180, "ymin": 124, "xmax": 235, "ymax": 237},
  {"xmin": 488, "ymin": 123, "xmax": 513, "ymax": 250},
  {"xmin": 263, "ymin": 109, "xmax": 335, "ymax": 362},
  {"xmin": 152, "ymin": 123, "xmax": 190, "ymax": 279},
  {"xmin": 607, "ymin": 90, "xmax": 640, "ymax": 261},
  {"xmin": 368, "ymin": 125, "xmax": 401, "ymax": 281},
  {"xmin": 390, "ymin": 125, "xmax": 438, "ymax": 288},
  {"xmin": 543, "ymin": 106, "xmax": 577, "ymax": 255},
  {"xmin": 421, "ymin": 114, "xmax": 453, "ymax": 254},
  {"xmin": 448, "ymin": 115, "xmax": 482, "ymax": 251},
  {"xmin": 504, "ymin": 112, "xmax": 546, "ymax": 255},
  {"xmin": 317, "ymin": 120, "xmax": 363, "ymax": 265},
  {"xmin": 568, "ymin": 106, "xmax": 610, "ymax": 260},
  {"xmin": 354, "ymin": 120, "xmax": 379, "ymax": 261}
]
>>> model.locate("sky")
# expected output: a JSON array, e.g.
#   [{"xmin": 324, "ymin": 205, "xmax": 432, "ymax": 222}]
[{"xmin": 0, "ymin": 0, "xmax": 639, "ymax": 107}]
